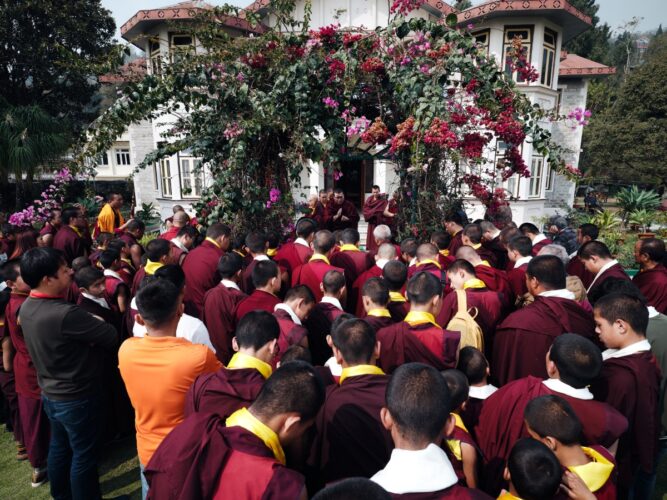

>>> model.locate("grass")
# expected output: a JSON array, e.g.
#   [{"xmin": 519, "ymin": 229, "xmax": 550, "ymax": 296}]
[{"xmin": 0, "ymin": 426, "xmax": 141, "ymax": 499}]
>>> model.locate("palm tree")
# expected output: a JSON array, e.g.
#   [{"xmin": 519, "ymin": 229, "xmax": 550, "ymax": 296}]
[{"xmin": 0, "ymin": 98, "xmax": 71, "ymax": 209}]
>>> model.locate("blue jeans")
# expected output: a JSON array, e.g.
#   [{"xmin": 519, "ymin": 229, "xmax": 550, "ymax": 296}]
[
  {"xmin": 42, "ymin": 394, "xmax": 102, "ymax": 500},
  {"xmin": 140, "ymin": 462, "xmax": 148, "ymax": 500}
]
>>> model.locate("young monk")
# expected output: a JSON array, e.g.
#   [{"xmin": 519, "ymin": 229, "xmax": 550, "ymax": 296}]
[
  {"xmin": 457, "ymin": 346, "xmax": 497, "ymax": 438},
  {"xmin": 99, "ymin": 249, "xmax": 130, "ymax": 315},
  {"xmin": 292, "ymin": 230, "xmax": 344, "ymax": 302},
  {"xmin": 361, "ymin": 277, "xmax": 394, "ymax": 332},
  {"xmin": 144, "ymin": 361, "xmax": 325, "ymax": 499},
  {"xmin": 500, "ymin": 438, "xmax": 562, "ymax": 500},
  {"xmin": 241, "ymin": 231, "xmax": 269, "ymax": 294},
  {"xmin": 235, "ymin": 260, "xmax": 282, "ymax": 322},
  {"xmin": 383, "ymin": 260, "xmax": 409, "ymax": 322},
  {"xmin": 273, "ymin": 285, "xmax": 315, "ymax": 364}
]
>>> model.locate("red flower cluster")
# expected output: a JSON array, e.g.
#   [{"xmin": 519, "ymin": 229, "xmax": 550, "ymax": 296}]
[
  {"xmin": 241, "ymin": 52, "xmax": 267, "ymax": 68},
  {"xmin": 450, "ymin": 112, "xmax": 467, "ymax": 126},
  {"xmin": 507, "ymin": 36, "xmax": 539, "ymax": 83},
  {"xmin": 390, "ymin": 117, "xmax": 416, "ymax": 153},
  {"xmin": 327, "ymin": 57, "xmax": 346, "ymax": 81},
  {"xmin": 286, "ymin": 45, "xmax": 305, "ymax": 60},
  {"xmin": 427, "ymin": 43, "xmax": 452, "ymax": 59},
  {"xmin": 361, "ymin": 118, "xmax": 391, "ymax": 145},
  {"xmin": 360, "ymin": 57, "xmax": 385, "ymax": 74},
  {"xmin": 486, "ymin": 110, "xmax": 526, "ymax": 146},
  {"xmin": 423, "ymin": 118, "xmax": 458, "ymax": 148},
  {"xmin": 460, "ymin": 132, "xmax": 491, "ymax": 159},
  {"xmin": 343, "ymin": 33, "xmax": 363, "ymax": 47},
  {"xmin": 390, "ymin": 0, "xmax": 425, "ymax": 15},
  {"xmin": 504, "ymin": 146, "xmax": 530, "ymax": 177},
  {"xmin": 463, "ymin": 174, "xmax": 492, "ymax": 201},
  {"xmin": 465, "ymin": 78, "xmax": 479, "ymax": 94},
  {"xmin": 312, "ymin": 24, "xmax": 339, "ymax": 45}
]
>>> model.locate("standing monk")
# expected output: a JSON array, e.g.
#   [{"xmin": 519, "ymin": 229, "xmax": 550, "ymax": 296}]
[
  {"xmin": 578, "ymin": 241, "xmax": 629, "ymax": 305},
  {"xmin": 326, "ymin": 189, "xmax": 359, "ymax": 232},
  {"xmin": 519, "ymin": 222, "xmax": 553, "ymax": 256},
  {"xmin": 330, "ymin": 228, "xmax": 373, "ymax": 292},
  {"xmin": 53, "ymin": 207, "xmax": 88, "ymax": 266},
  {"xmin": 480, "ymin": 221, "xmax": 508, "ymax": 271},
  {"xmin": 444, "ymin": 211, "xmax": 466, "ymax": 256},
  {"xmin": 95, "ymin": 193, "xmax": 129, "ymax": 236},
  {"xmin": 38, "ymin": 209, "xmax": 61, "ymax": 248},
  {"xmin": 292, "ymin": 230, "xmax": 343, "ymax": 302},
  {"xmin": 363, "ymin": 186, "xmax": 388, "ymax": 254},
  {"xmin": 633, "ymin": 237, "xmax": 667, "ymax": 314},
  {"xmin": 275, "ymin": 218, "xmax": 316, "ymax": 279},
  {"xmin": 567, "ymin": 223, "xmax": 598, "ymax": 289},
  {"xmin": 119, "ymin": 219, "xmax": 145, "ymax": 271}
]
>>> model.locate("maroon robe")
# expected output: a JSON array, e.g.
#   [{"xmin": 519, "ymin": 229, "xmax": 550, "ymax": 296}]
[
  {"xmin": 303, "ymin": 302, "xmax": 342, "ymax": 366},
  {"xmin": 144, "ymin": 413, "xmax": 304, "ymax": 500},
  {"xmin": 202, "ymin": 284, "xmax": 247, "ymax": 363},
  {"xmin": 388, "ymin": 486, "xmax": 490, "ymax": 499},
  {"xmin": 104, "ymin": 274, "xmax": 128, "ymax": 316},
  {"xmin": 182, "ymin": 240, "xmax": 224, "ymax": 317},
  {"xmin": 531, "ymin": 237, "xmax": 553, "ymax": 256},
  {"xmin": 6, "ymin": 294, "xmax": 38, "ymax": 399},
  {"xmin": 377, "ymin": 322, "xmax": 461, "ymax": 373},
  {"xmin": 310, "ymin": 203, "xmax": 326, "ymax": 228},
  {"xmin": 241, "ymin": 258, "xmax": 265, "ymax": 294},
  {"xmin": 159, "ymin": 226, "xmax": 179, "ymax": 241},
  {"xmin": 491, "ymin": 296, "xmax": 596, "ymax": 386},
  {"xmin": 590, "ymin": 351, "xmax": 660, "ymax": 491},
  {"xmin": 131, "ymin": 266, "xmax": 148, "ymax": 297},
  {"xmin": 474, "ymin": 245, "xmax": 497, "ymax": 268},
  {"xmin": 119, "ymin": 232, "xmax": 144, "ymax": 262},
  {"xmin": 292, "ymin": 259, "xmax": 344, "ymax": 303},
  {"xmin": 326, "ymin": 200, "xmax": 360, "ymax": 231},
  {"xmin": 633, "ymin": 265, "xmax": 667, "ymax": 314},
  {"xmin": 444, "ymin": 421, "xmax": 480, "ymax": 487},
  {"xmin": 352, "ymin": 265, "xmax": 384, "ymax": 315},
  {"xmin": 309, "ymin": 374, "xmax": 392, "ymax": 484},
  {"xmin": 169, "ymin": 242, "xmax": 187, "ymax": 266},
  {"xmin": 235, "ymin": 290, "xmax": 280, "ymax": 323},
  {"xmin": 53, "ymin": 225, "xmax": 86, "ymax": 265},
  {"xmin": 363, "ymin": 314, "xmax": 395, "ymax": 332},
  {"xmin": 407, "ymin": 262, "xmax": 445, "ymax": 282},
  {"xmin": 459, "ymin": 395, "xmax": 487, "ymax": 442},
  {"xmin": 552, "ymin": 445, "xmax": 617, "ymax": 500},
  {"xmin": 39, "ymin": 222, "xmax": 57, "ymax": 239},
  {"xmin": 363, "ymin": 195, "xmax": 389, "ymax": 254},
  {"xmin": 476, "ymin": 376, "xmax": 628, "ymax": 495},
  {"xmin": 567, "ymin": 256, "xmax": 595, "ymax": 289},
  {"xmin": 275, "ymin": 242, "xmax": 313, "ymax": 277},
  {"xmin": 273, "ymin": 308, "xmax": 309, "ymax": 364},
  {"xmin": 474, "ymin": 265, "xmax": 513, "ymax": 307},
  {"xmin": 506, "ymin": 263, "xmax": 529, "ymax": 302},
  {"xmin": 447, "ymin": 231, "xmax": 464, "ymax": 256},
  {"xmin": 330, "ymin": 249, "xmax": 373, "ymax": 291},
  {"xmin": 587, "ymin": 263, "xmax": 630, "ymax": 305},
  {"xmin": 184, "ymin": 367, "xmax": 264, "ymax": 418},
  {"xmin": 388, "ymin": 299, "xmax": 409, "ymax": 322},
  {"xmin": 483, "ymin": 236, "xmax": 508, "ymax": 271}
]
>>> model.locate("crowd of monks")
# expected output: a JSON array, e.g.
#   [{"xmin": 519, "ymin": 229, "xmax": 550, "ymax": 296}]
[{"xmin": 1, "ymin": 189, "xmax": 667, "ymax": 500}]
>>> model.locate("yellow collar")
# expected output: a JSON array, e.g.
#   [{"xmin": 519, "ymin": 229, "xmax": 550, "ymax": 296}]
[
  {"xmin": 233, "ymin": 249, "xmax": 246, "ymax": 258},
  {"xmin": 445, "ymin": 413, "xmax": 470, "ymax": 462},
  {"xmin": 144, "ymin": 260, "xmax": 164, "ymax": 275},
  {"xmin": 205, "ymin": 237, "xmax": 221, "ymax": 249},
  {"xmin": 463, "ymin": 278, "xmax": 486, "ymax": 290},
  {"xmin": 339, "ymin": 244, "xmax": 359, "ymax": 252},
  {"xmin": 404, "ymin": 311, "xmax": 439, "ymax": 328},
  {"xmin": 452, "ymin": 412, "xmax": 469, "ymax": 432},
  {"xmin": 417, "ymin": 259, "xmax": 442, "ymax": 269},
  {"xmin": 389, "ymin": 291, "xmax": 407, "ymax": 303},
  {"xmin": 439, "ymin": 249, "xmax": 450, "ymax": 257},
  {"xmin": 309, "ymin": 253, "xmax": 330, "ymax": 265},
  {"xmin": 471, "ymin": 243, "xmax": 482, "ymax": 250},
  {"xmin": 478, "ymin": 260, "xmax": 491, "ymax": 267},
  {"xmin": 339, "ymin": 364, "xmax": 385, "ymax": 384},
  {"xmin": 497, "ymin": 492, "xmax": 522, "ymax": 500},
  {"xmin": 226, "ymin": 408, "xmax": 285, "ymax": 465},
  {"xmin": 227, "ymin": 352, "xmax": 272, "ymax": 379},
  {"xmin": 568, "ymin": 447, "xmax": 614, "ymax": 493},
  {"xmin": 267, "ymin": 248, "xmax": 278, "ymax": 257},
  {"xmin": 367, "ymin": 308, "xmax": 392, "ymax": 318},
  {"xmin": 69, "ymin": 225, "xmax": 83, "ymax": 237},
  {"xmin": 121, "ymin": 257, "xmax": 135, "ymax": 270}
]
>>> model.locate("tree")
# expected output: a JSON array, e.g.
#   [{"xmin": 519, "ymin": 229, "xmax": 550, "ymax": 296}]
[
  {"xmin": 0, "ymin": 0, "xmax": 121, "ymax": 136},
  {"xmin": 583, "ymin": 33, "xmax": 667, "ymax": 187},
  {"xmin": 453, "ymin": 0, "xmax": 473, "ymax": 10},
  {"xmin": 564, "ymin": 0, "xmax": 612, "ymax": 64}
]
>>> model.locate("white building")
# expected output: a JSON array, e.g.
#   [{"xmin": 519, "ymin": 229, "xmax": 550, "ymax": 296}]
[{"xmin": 109, "ymin": 0, "xmax": 613, "ymax": 224}]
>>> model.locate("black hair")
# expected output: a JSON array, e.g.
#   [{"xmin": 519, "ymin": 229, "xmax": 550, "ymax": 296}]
[
  {"xmin": 251, "ymin": 260, "xmax": 279, "ymax": 288},
  {"xmin": 136, "ymin": 278, "xmax": 181, "ymax": 328},
  {"xmin": 639, "ymin": 238, "xmax": 666, "ymax": 263},
  {"xmin": 295, "ymin": 218, "xmax": 317, "ymax": 239},
  {"xmin": 235, "ymin": 310, "xmax": 280, "ymax": 350},
  {"xmin": 154, "ymin": 264, "xmax": 186, "ymax": 292},
  {"xmin": 332, "ymin": 318, "xmax": 376, "ymax": 365},
  {"xmin": 441, "ymin": 369, "xmax": 469, "ymax": 411},
  {"xmin": 206, "ymin": 223, "xmax": 231, "ymax": 240},
  {"xmin": 245, "ymin": 232, "xmax": 267, "ymax": 254},
  {"xmin": 594, "ymin": 293, "xmax": 649, "ymax": 336},
  {"xmin": 331, "ymin": 313, "xmax": 356, "ymax": 335},
  {"xmin": 524, "ymin": 395, "xmax": 582, "ymax": 446},
  {"xmin": 340, "ymin": 228, "xmax": 360, "ymax": 245},
  {"xmin": 1, "ymin": 259, "xmax": 21, "ymax": 282},
  {"xmin": 107, "ymin": 239, "xmax": 128, "ymax": 253},
  {"xmin": 577, "ymin": 240, "xmax": 612, "ymax": 260},
  {"xmin": 322, "ymin": 270, "xmax": 346, "ymax": 294},
  {"xmin": 456, "ymin": 347, "xmax": 489, "ymax": 386},
  {"xmin": 280, "ymin": 345, "xmax": 313, "ymax": 365},
  {"xmin": 416, "ymin": 243, "xmax": 438, "ymax": 261},
  {"xmin": 445, "ymin": 211, "xmax": 465, "ymax": 226},
  {"xmin": 507, "ymin": 236, "xmax": 532, "ymax": 257},
  {"xmin": 72, "ymin": 256, "xmax": 91, "ymax": 272},
  {"xmin": 19, "ymin": 247, "xmax": 66, "ymax": 288},
  {"xmin": 462, "ymin": 224, "xmax": 482, "ymax": 244},
  {"xmin": 311, "ymin": 478, "xmax": 391, "ymax": 500},
  {"xmin": 126, "ymin": 219, "xmax": 145, "ymax": 232},
  {"xmin": 99, "ymin": 249, "xmax": 120, "ymax": 270},
  {"xmin": 176, "ymin": 225, "xmax": 198, "ymax": 239},
  {"xmin": 399, "ymin": 238, "xmax": 418, "ymax": 258},
  {"xmin": 406, "ymin": 272, "xmax": 442, "ymax": 305},
  {"xmin": 284, "ymin": 284, "xmax": 316, "ymax": 305},
  {"xmin": 266, "ymin": 230, "xmax": 280, "ymax": 249},
  {"xmin": 519, "ymin": 222, "xmax": 540, "ymax": 236},
  {"xmin": 430, "ymin": 231, "xmax": 451, "ymax": 251},
  {"xmin": 61, "ymin": 207, "xmax": 81, "ymax": 225},
  {"xmin": 217, "ymin": 252, "xmax": 243, "ymax": 279},
  {"xmin": 74, "ymin": 266, "xmax": 104, "ymax": 290},
  {"xmin": 579, "ymin": 223, "xmax": 599, "ymax": 241},
  {"xmin": 549, "ymin": 334, "xmax": 602, "ymax": 388},
  {"xmin": 145, "ymin": 238, "xmax": 171, "ymax": 261},
  {"xmin": 446, "ymin": 259, "xmax": 476, "ymax": 276},
  {"xmin": 526, "ymin": 255, "xmax": 566, "ymax": 290},
  {"xmin": 508, "ymin": 438, "xmax": 562, "ymax": 500},
  {"xmin": 313, "ymin": 230, "xmax": 336, "ymax": 254},
  {"xmin": 96, "ymin": 232, "xmax": 114, "ymax": 247},
  {"xmin": 362, "ymin": 277, "xmax": 389, "ymax": 306},
  {"xmin": 382, "ymin": 261, "xmax": 408, "ymax": 291}
]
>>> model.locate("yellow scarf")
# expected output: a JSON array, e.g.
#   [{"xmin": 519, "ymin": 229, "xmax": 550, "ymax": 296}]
[
  {"xmin": 339, "ymin": 244, "xmax": 359, "ymax": 252},
  {"xmin": 439, "ymin": 249, "xmax": 450, "ymax": 257},
  {"xmin": 205, "ymin": 237, "xmax": 221, "ymax": 249},
  {"xmin": 479, "ymin": 260, "xmax": 491, "ymax": 267},
  {"xmin": 568, "ymin": 447, "xmax": 614, "ymax": 493},
  {"xmin": 367, "ymin": 308, "xmax": 391, "ymax": 318},
  {"xmin": 339, "ymin": 364, "xmax": 384, "ymax": 384},
  {"xmin": 226, "ymin": 408, "xmax": 285, "ymax": 465},
  {"xmin": 267, "ymin": 248, "xmax": 278, "ymax": 257},
  {"xmin": 471, "ymin": 243, "xmax": 482, "ymax": 250},
  {"xmin": 227, "ymin": 352, "xmax": 272, "ymax": 379},
  {"xmin": 463, "ymin": 278, "xmax": 486, "ymax": 290},
  {"xmin": 497, "ymin": 492, "xmax": 521, "ymax": 500},
  {"xmin": 309, "ymin": 253, "xmax": 330, "ymax": 265},
  {"xmin": 144, "ymin": 260, "xmax": 164, "ymax": 275},
  {"xmin": 404, "ymin": 311, "xmax": 439, "ymax": 328},
  {"xmin": 445, "ymin": 413, "xmax": 470, "ymax": 461},
  {"xmin": 389, "ymin": 291, "xmax": 407, "ymax": 303},
  {"xmin": 417, "ymin": 259, "xmax": 442, "ymax": 269},
  {"xmin": 233, "ymin": 249, "xmax": 246, "ymax": 258},
  {"xmin": 69, "ymin": 225, "xmax": 83, "ymax": 237}
]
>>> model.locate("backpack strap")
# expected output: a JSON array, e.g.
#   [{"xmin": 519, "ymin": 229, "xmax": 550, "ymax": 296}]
[{"xmin": 455, "ymin": 289, "xmax": 467, "ymax": 313}]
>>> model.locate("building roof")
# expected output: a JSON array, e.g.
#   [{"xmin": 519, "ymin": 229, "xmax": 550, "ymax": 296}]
[
  {"xmin": 244, "ymin": 0, "xmax": 457, "ymax": 17},
  {"xmin": 457, "ymin": 0, "xmax": 592, "ymax": 43},
  {"xmin": 558, "ymin": 52, "xmax": 616, "ymax": 77}
]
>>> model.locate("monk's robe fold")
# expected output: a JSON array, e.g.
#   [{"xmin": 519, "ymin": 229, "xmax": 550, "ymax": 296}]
[
  {"xmin": 492, "ymin": 296, "xmax": 596, "ymax": 386},
  {"xmin": 633, "ymin": 265, "xmax": 667, "ymax": 314},
  {"xmin": 331, "ymin": 248, "xmax": 373, "ymax": 291},
  {"xmin": 506, "ymin": 263, "xmax": 529, "ymax": 303},
  {"xmin": 444, "ymin": 415, "xmax": 481, "ymax": 487},
  {"xmin": 447, "ymin": 231, "xmax": 464, "ymax": 257},
  {"xmin": 303, "ymin": 303, "xmax": 341, "ymax": 366},
  {"xmin": 201, "ymin": 284, "xmax": 247, "ymax": 364},
  {"xmin": 483, "ymin": 236, "xmax": 508, "ymax": 271},
  {"xmin": 182, "ymin": 239, "xmax": 224, "ymax": 317},
  {"xmin": 326, "ymin": 200, "xmax": 360, "ymax": 231},
  {"xmin": 53, "ymin": 225, "xmax": 86, "ymax": 265},
  {"xmin": 387, "ymin": 300, "xmax": 409, "ymax": 323},
  {"xmin": 567, "ymin": 255, "xmax": 595, "ymax": 289},
  {"xmin": 363, "ymin": 195, "xmax": 388, "ymax": 254},
  {"xmin": 407, "ymin": 261, "xmax": 445, "ymax": 281},
  {"xmin": 275, "ymin": 242, "xmax": 313, "ymax": 278},
  {"xmin": 473, "ymin": 265, "xmax": 513, "ymax": 308},
  {"xmin": 352, "ymin": 265, "xmax": 384, "ymax": 315},
  {"xmin": 234, "ymin": 289, "xmax": 280, "ymax": 323},
  {"xmin": 586, "ymin": 263, "xmax": 629, "ymax": 305},
  {"xmin": 273, "ymin": 308, "xmax": 309, "ymax": 364},
  {"xmin": 531, "ymin": 237, "xmax": 552, "ymax": 256},
  {"xmin": 363, "ymin": 314, "xmax": 395, "ymax": 333},
  {"xmin": 377, "ymin": 322, "xmax": 460, "ymax": 373},
  {"xmin": 474, "ymin": 246, "xmax": 498, "ymax": 268},
  {"xmin": 292, "ymin": 259, "xmax": 344, "ymax": 303}
]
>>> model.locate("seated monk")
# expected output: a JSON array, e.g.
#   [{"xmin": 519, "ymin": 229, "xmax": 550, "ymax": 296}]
[
  {"xmin": 330, "ymin": 228, "xmax": 373, "ymax": 291},
  {"xmin": 352, "ymin": 243, "xmax": 397, "ymax": 316}
]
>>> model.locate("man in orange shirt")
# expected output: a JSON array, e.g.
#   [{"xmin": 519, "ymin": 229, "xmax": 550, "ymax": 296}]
[{"xmin": 118, "ymin": 278, "xmax": 221, "ymax": 499}]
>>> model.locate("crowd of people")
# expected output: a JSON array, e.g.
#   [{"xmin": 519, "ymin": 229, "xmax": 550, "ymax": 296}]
[{"xmin": 1, "ymin": 189, "xmax": 667, "ymax": 500}]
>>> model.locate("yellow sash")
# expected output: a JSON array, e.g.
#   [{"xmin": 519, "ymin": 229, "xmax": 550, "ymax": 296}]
[
  {"xmin": 226, "ymin": 408, "xmax": 286, "ymax": 465},
  {"xmin": 389, "ymin": 291, "xmax": 407, "ymax": 303},
  {"xmin": 404, "ymin": 311, "xmax": 439, "ymax": 328},
  {"xmin": 339, "ymin": 244, "xmax": 360, "ymax": 252},
  {"xmin": 267, "ymin": 248, "xmax": 278, "ymax": 257},
  {"xmin": 227, "ymin": 352, "xmax": 272, "ymax": 379},
  {"xmin": 445, "ymin": 413, "xmax": 471, "ymax": 461},
  {"xmin": 144, "ymin": 260, "xmax": 164, "ymax": 275},
  {"xmin": 463, "ymin": 278, "xmax": 486, "ymax": 290},
  {"xmin": 568, "ymin": 447, "xmax": 614, "ymax": 493},
  {"xmin": 309, "ymin": 253, "xmax": 331, "ymax": 265},
  {"xmin": 471, "ymin": 243, "xmax": 482, "ymax": 250},
  {"xmin": 497, "ymin": 492, "xmax": 521, "ymax": 500},
  {"xmin": 339, "ymin": 364, "xmax": 385, "ymax": 384},
  {"xmin": 479, "ymin": 260, "xmax": 491, "ymax": 267},
  {"xmin": 439, "ymin": 249, "xmax": 450, "ymax": 257},
  {"xmin": 417, "ymin": 259, "xmax": 442, "ymax": 269},
  {"xmin": 367, "ymin": 308, "xmax": 392, "ymax": 318},
  {"xmin": 69, "ymin": 225, "xmax": 83, "ymax": 237},
  {"xmin": 205, "ymin": 237, "xmax": 221, "ymax": 249}
]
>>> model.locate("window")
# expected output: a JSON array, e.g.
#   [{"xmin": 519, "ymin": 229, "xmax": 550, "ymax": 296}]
[
  {"xmin": 503, "ymin": 26, "xmax": 533, "ymax": 83},
  {"xmin": 153, "ymin": 163, "xmax": 159, "ymax": 191},
  {"xmin": 115, "ymin": 148, "xmax": 131, "ymax": 166},
  {"xmin": 529, "ymin": 157, "xmax": 544, "ymax": 197},
  {"xmin": 98, "ymin": 152, "xmax": 109, "ymax": 166},
  {"xmin": 149, "ymin": 38, "xmax": 162, "ymax": 75},
  {"xmin": 541, "ymin": 28, "xmax": 557, "ymax": 87},
  {"xmin": 160, "ymin": 158, "xmax": 172, "ymax": 197},
  {"xmin": 170, "ymin": 34, "xmax": 194, "ymax": 63},
  {"xmin": 545, "ymin": 164, "xmax": 555, "ymax": 191},
  {"xmin": 473, "ymin": 30, "xmax": 490, "ymax": 56},
  {"xmin": 180, "ymin": 158, "xmax": 203, "ymax": 197}
]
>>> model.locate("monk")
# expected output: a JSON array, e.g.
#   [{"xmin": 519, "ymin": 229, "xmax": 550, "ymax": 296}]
[
  {"xmin": 371, "ymin": 363, "xmax": 490, "ymax": 498},
  {"xmin": 182, "ymin": 223, "xmax": 231, "ymax": 316},
  {"xmin": 144, "ymin": 361, "xmax": 325, "ymax": 499},
  {"xmin": 53, "ymin": 207, "xmax": 88, "ymax": 265},
  {"xmin": 361, "ymin": 278, "xmax": 394, "ymax": 332},
  {"xmin": 455, "ymin": 246, "xmax": 512, "ymax": 309},
  {"xmin": 131, "ymin": 238, "xmax": 170, "ymax": 296},
  {"xmin": 201, "ymin": 252, "xmax": 247, "ymax": 363},
  {"xmin": 235, "ymin": 260, "xmax": 282, "ymax": 322},
  {"xmin": 119, "ymin": 219, "xmax": 145, "ymax": 271},
  {"xmin": 168, "ymin": 225, "xmax": 197, "ymax": 266},
  {"xmin": 309, "ymin": 319, "xmax": 392, "ymax": 487},
  {"xmin": 590, "ymin": 293, "xmax": 660, "ymax": 498},
  {"xmin": 275, "ymin": 217, "xmax": 316, "ymax": 277},
  {"xmin": 326, "ymin": 188, "xmax": 359, "ymax": 231},
  {"xmin": 492, "ymin": 255, "xmax": 596, "ymax": 386},
  {"xmin": 567, "ymin": 223, "xmax": 598, "ymax": 289},
  {"xmin": 159, "ymin": 210, "xmax": 188, "ymax": 241},
  {"xmin": 241, "ymin": 232, "xmax": 270, "ymax": 294},
  {"xmin": 633, "ymin": 237, "xmax": 667, "ymax": 314},
  {"xmin": 503, "ymin": 439, "xmax": 562, "ymax": 500},
  {"xmin": 505, "ymin": 235, "xmax": 532, "ymax": 304},
  {"xmin": 456, "ymin": 347, "xmax": 497, "ymax": 439},
  {"xmin": 376, "ymin": 272, "xmax": 460, "ymax": 373},
  {"xmin": 95, "ymin": 193, "xmax": 128, "ymax": 236},
  {"xmin": 519, "ymin": 222, "xmax": 552, "ymax": 256},
  {"xmin": 475, "ymin": 334, "xmax": 628, "ymax": 495},
  {"xmin": 185, "ymin": 311, "xmax": 277, "ymax": 418},
  {"xmin": 330, "ymin": 228, "xmax": 373, "ymax": 291},
  {"xmin": 498, "ymin": 226, "xmax": 521, "ymax": 272},
  {"xmin": 444, "ymin": 211, "xmax": 466, "ymax": 257},
  {"xmin": 107, "ymin": 239, "xmax": 134, "ymax": 287},
  {"xmin": 431, "ymin": 231, "xmax": 453, "ymax": 269},
  {"xmin": 408, "ymin": 243, "xmax": 445, "ymax": 280},
  {"xmin": 352, "ymin": 243, "xmax": 397, "ymax": 316},
  {"xmin": 363, "ymin": 185, "xmax": 388, "ymax": 254},
  {"xmin": 383, "ymin": 261, "xmax": 409, "ymax": 322},
  {"xmin": 292, "ymin": 230, "xmax": 344, "ymax": 303},
  {"xmin": 399, "ymin": 237, "xmax": 418, "ymax": 268},
  {"xmin": 99, "ymin": 249, "xmax": 130, "ymax": 315},
  {"xmin": 578, "ymin": 240, "xmax": 630, "ymax": 305},
  {"xmin": 88, "ymin": 232, "xmax": 113, "ymax": 268},
  {"xmin": 480, "ymin": 221, "xmax": 508, "ymax": 271},
  {"xmin": 273, "ymin": 286, "xmax": 315, "ymax": 364},
  {"xmin": 38, "ymin": 208, "xmax": 61, "ymax": 248},
  {"xmin": 461, "ymin": 224, "xmax": 496, "ymax": 267},
  {"xmin": 367, "ymin": 225, "xmax": 400, "ymax": 259}
]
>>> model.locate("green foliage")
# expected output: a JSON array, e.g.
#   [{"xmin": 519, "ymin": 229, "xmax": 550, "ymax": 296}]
[
  {"xmin": 627, "ymin": 208, "xmax": 657, "ymax": 233},
  {"xmin": 134, "ymin": 202, "xmax": 161, "ymax": 226},
  {"xmin": 615, "ymin": 186, "xmax": 661, "ymax": 222},
  {"xmin": 139, "ymin": 232, "xmax": 159, "ymax": 248}
]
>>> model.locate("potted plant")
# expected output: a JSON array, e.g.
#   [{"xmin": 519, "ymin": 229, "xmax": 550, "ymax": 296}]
[
  {"xmin": 628, "ymin": 208, "xmax": 657, "ymax": 238},
  {"xmin": 615, "ymin": 186, "xmax": 660, "ymax": 225}
]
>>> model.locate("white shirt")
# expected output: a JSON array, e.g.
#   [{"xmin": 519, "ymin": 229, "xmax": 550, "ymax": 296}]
[
  {"xmin": 274, "ymin": 303, "xmax": 302, "ymax": 325},
  {"xmin": 586, "ymin": 259, "xmax": 619, "ymax": 293},
  {"xmin": 409, "ymin": 257, "xmax": 417, "ymax": 267},
  {"xmin": 131, "ymin": 298, "xmax": 216, "ymax": 352},
  {"xmin": 539, "ymin": 289, "xmax": 576, "ymax": 300},
  {"xmin": 542, "ymin": 378, "xmax": 593, "ymax": 400},
  {"xmin": 376, "ymin": 258, "xmax": 389, "ymax": 270},
  {"xmin": 254, "ymin": 254, "xmax": 270, "ymax": 262},
  {"xmin": 81, "ymin": 292, "xmax": 110, "ymax": 310},
  {"xmin": 371, "ymin": 443, "xmax": 458, "ymax": 494},
  {"xmin": 468, "ymin": 384, "xmax": 498, "ymax": 400},
  {"xmin": 514, "ymin": 256, "xmax": 532, "ymax": 269},
  {"xmin": 103, "ymin": 269, "xmax": 123, "ymax": 281},
  {"xmin": 170, "ymin": 238, "xmax": 189, "ymax": 253},
  {"xmin": 221, "ymin": 279, "xmax": 241, "ymax": 291},
  {"xmin": 532, "ymin": 233, "xmax": 548, "ymax": 246},
  {"xmin": 648, "ymin": 306, "xmax": 659, "ymax": 319},
  {"xmin": 321, "ymin": 296, "xmax": 343, "ymax": 311},
  {"xmin": 295, "ymin": 238, "xmax": 310, "ymax": 248},
  {"xmin": 324, "ymin": 357, "xmax": 343, "ymax": 376},
  {"xmin": 602, "ymin": 339, "xmax": 651, "ymax": 361}
]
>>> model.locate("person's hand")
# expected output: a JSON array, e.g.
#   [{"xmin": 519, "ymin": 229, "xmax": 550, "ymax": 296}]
[{"xmin": 560, "ymin": 470, "xmax": 596, "ymax": 500}]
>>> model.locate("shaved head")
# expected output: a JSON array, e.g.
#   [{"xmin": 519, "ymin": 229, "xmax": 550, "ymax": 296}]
[
  {"xmin": 455, "ymin": 245, "xmax": 482, "ymax": 265},
  {"xmin": 172, "ymin": 211, "xmax": 189, "ymax": 226},
  {"xmin": 377, "ymin": 243, "xmax": 397, "ymax": 260},
  {"xmin": 416, "ymin": 243, "xmax": 438, "ymax": 261}
]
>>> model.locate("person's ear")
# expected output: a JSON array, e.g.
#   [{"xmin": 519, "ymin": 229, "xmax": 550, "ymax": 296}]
[
  {"xmin": 503, "ymin": 466, "xmax": 511, "ymax": 483},
  {"xmin": 544, "ymin": 436, "xmax": 558, "ymax": 451},
  {"xmin": 279, "ymin": 414, "xmax": 303, "ymax": 438},
  {"xmin": 234, "ymin": 269, "xmax": 243, "ymax": 280},
  {"xmin": 319, "ymin": 282, "xmax": 325, "ymax": 293},
  {"xmin": 380, "ymin": 407, "xmax": 393, "ymax": 431},
  {"xmin": 326, "ymin": 334, "xmax": 333, "ymax": 348},
  {"xmin": 135, "ymin": 313, "xmax": 146, "ymax": 326},
  {"xmin": 232, "ymin": 337, "xmax": 239, "ymax": 352}
]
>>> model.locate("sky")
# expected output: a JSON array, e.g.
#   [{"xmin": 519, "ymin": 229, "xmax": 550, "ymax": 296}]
[{"xmin": 102, "ymin": 0, "xmax": 666, "ymax": 42}]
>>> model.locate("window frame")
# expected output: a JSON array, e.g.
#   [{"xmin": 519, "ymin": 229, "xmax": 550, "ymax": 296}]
[
  {"xmin": 179, "ymin": 156, "xmax": 204, "ymax": 198},
  {"xmin": 160, "ymin": 158, "xmax": 173, "ymax": 198},
  {"xmin": 114, "ymin": 148, "xmax": 131, "ymax": 166},
  {"xmin": 98, "ymin": 152, "xmax": 109, "ymax": 166},
  {"xmin": 540, "ymin": 28, "xmax": 557, "ymax": 88},
  {"xmin": 149, "ymin": 37, "xmax": 162, "ymax": 76},
  {"xmin": 473, "ymin": 29, "xmax": 490, "ymax": 56},
  {"xmin": 503, "ymin": 25, "xmax": 534, "ymax": 84},
  {"xmin": 529, "ymin": 156, "xmax": 544, "ymax": 198},
  {"xmin": 169, "ymin": 33, "xmax": 195, "ymax": 64}
]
